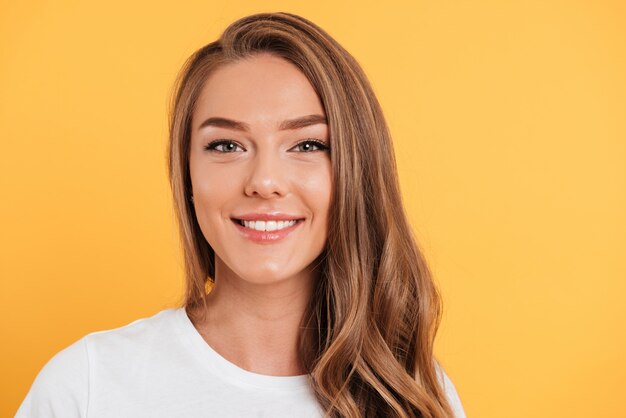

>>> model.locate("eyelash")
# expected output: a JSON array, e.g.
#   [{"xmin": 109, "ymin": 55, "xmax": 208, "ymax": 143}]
[{"xmin": 203, "ymin": 139, "xmax": 329, "ymax": 153}]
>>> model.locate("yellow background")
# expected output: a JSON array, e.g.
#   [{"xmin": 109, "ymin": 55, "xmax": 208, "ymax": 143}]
[{"xmin": 1, "ymin": 1, "xmax": 624, "ymax": 417}]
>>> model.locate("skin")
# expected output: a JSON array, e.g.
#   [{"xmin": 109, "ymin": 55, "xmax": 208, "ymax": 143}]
[{"xmin": 188, "ymin": 53, "xmax": 332, "ymax": 376}]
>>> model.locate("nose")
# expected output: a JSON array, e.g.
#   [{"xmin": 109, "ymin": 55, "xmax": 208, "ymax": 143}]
[{"xmin": 243, "ymin": 147, "xmax": 289, "ymax": 199}]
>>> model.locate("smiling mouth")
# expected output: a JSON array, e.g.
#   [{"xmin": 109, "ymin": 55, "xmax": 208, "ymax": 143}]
[{"xmin": 231, "ymin": 218, "xmax": 305, "ymax": 232}]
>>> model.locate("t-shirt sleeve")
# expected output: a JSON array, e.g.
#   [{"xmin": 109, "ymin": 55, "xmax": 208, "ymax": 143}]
[
  {"xmin": 14, "ymin": 336, "xmax": 89, "ymax": 418},
  {"xmin": 435, "ymin": 361, "xmax": 467, "ymax": 418}
]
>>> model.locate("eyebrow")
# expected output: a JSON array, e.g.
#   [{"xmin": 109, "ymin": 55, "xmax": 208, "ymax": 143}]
[{"xmin": 197, "ymin": 114, "xmax": 328, "ymax": 132}]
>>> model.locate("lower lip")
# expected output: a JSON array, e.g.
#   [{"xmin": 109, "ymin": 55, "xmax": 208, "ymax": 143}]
[{"xmin": 231, "ymin": 219, "xmax": 304, "ymax": 243}]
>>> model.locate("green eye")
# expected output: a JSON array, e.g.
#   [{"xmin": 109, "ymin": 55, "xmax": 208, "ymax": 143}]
[
  {"xmin": 204, "ymin": 140, "xmax": 243, "ymax": 152},
  {"xmin": 293, "ymin": 139, "xmax": 329, "ymax": 152},
  {"xmin": 203, "ymin": 139, "xmax": 329, "ymax": 153}
]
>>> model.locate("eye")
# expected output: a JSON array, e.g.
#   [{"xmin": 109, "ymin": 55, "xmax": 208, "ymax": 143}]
[
  {"xmin": 291, "ymin": 139, "xmax": 329, "ymax": 153},
  {"xmin": 203, "ymin": 140, "xmax": 244, "ymax": 153}
]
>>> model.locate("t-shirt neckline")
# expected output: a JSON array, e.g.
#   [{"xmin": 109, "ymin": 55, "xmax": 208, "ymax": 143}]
[{"xmin": 173, "ymin": 306, "xmax": 313, "ymax": 392}]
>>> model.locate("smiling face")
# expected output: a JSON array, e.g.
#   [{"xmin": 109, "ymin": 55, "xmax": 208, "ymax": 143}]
[{"xmin": 189, "ymin": 53, "xmax": 332, "ymax": 289}]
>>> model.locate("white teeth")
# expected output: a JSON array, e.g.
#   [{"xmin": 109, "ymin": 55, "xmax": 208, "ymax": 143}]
[{"xmin": 242, "ymin": 219, "xmax": 297, "ymax": 231}]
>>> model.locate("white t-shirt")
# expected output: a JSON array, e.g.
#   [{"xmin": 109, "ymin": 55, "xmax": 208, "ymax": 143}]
[{"xmin": 15, "ymin": 307, "xmax": 466, "ymax": 417}]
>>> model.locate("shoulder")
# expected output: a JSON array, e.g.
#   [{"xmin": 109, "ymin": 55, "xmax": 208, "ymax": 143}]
[
  {"xmin": 84, "ymin": 308, "xmax": 178, "ymax": 354},
  {"xmin": 15, "ymin": 308, "xmax": 180, "ymax": 418},
  {"xmin": 434, "ymin": 360, "xmax": 467, "ymax": 418},
  {"xmin": 81, "ymin": 308, "xmax": 182, "ymax": 375},
  {"xmin": 15, "ymin": 336, "xmax": 89, "ymax": 417}
]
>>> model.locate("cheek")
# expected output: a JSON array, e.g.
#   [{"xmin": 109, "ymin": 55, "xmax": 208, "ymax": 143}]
[
  {"xmin": 190, "ymin": 165, "xmax": 243, "ymax": 236},
  {"xmin": 300, "ymin": 164, "xmax": 332, "ymax": 222},
  {"xmin": 194, "ymin": 175, "xmax": 233, "ymax": 203},
  {"xmin": 191, "ymin": 161, "xmax": 241, "ymax": 202}
]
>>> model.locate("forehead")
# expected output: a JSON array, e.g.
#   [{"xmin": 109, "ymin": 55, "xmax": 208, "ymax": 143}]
[{"xmin": 192, "ymin": 54, "xmax": 325, "ymax": 130}]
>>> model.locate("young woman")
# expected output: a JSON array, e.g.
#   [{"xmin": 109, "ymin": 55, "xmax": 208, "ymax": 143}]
[{"xmin": 16, "ymin": 12, "xmax": 466, "ymax": 418}]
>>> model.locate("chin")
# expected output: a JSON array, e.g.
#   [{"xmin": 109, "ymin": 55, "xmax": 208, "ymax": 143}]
[{"xmin": 239, "ymin": 271, "xmax": 290, "ymax": 285}]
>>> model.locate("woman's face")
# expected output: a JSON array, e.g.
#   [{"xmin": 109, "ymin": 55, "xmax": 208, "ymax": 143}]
[{"xmin": 189, "ymin": 53, "xmax": 332, "ymax": 288}]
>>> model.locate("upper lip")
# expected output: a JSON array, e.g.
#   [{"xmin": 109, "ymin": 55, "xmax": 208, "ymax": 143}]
[{"xmin": 232, "ymin": 213, "xmax": 305, "ymax": 221}]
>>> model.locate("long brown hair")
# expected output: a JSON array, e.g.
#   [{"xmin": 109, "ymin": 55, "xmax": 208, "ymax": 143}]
[{"xmin": 167, "ymin": 11, "xmax": 455, "ymax": 418}]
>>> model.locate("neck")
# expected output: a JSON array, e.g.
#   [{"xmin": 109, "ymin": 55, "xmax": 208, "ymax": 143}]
[{"xmin": 190, "ymin": 261, "xmax": 317, "ymax": 376}]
